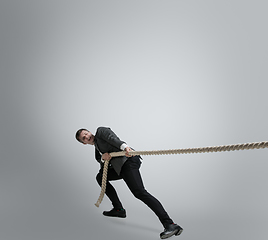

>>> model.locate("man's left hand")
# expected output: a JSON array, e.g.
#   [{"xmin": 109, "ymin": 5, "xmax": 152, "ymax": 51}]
[{"xmin": 125, "ymin": 147, "xmax": 135, "ymax": 157}]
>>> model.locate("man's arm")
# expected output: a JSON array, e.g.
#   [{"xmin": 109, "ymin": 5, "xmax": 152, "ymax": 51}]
[
  {"xmin": 97, "ymin": 127, "xmax": 134, "ymax": 157},
  {"xmin": 95, "ymin": 148, "xmax": 102, "ymax": 163},
  {"xmin": 97, "ymin": 127, "xmax": 126, "ymax": 149}
]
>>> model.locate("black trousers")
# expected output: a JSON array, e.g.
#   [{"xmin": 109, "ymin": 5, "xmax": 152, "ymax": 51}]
[{"xmin": 96, "ymin": 156, "xmax": 173, "ymax": 228}]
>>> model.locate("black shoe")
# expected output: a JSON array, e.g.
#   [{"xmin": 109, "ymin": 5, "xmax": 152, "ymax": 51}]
[
  {"xmin": 160, "ymin": 223, "xmax": 183, "ymax": 239},
  {"xmin": 103, "ymin": 208, "xmax": 126, "ymax": 218}
]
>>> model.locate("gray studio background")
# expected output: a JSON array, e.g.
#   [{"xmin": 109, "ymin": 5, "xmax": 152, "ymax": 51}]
[{"xmin": 0, "ymin": 1, "xmax": 267, "ymax": 240}]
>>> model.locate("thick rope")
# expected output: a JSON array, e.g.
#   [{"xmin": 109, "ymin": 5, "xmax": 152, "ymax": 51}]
[
  {"xmin": 95, "ymin": 141, "xmax": 268, "ymax": 207},
  {"xmin": 94, "ymin": 159, "xmax": 110, "ymax": 207}
]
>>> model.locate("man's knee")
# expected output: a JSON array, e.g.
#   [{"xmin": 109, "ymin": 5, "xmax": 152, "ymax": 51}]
[{"xmin": 132, "ymin": 189, "xmax": 149, "ymax": 200}]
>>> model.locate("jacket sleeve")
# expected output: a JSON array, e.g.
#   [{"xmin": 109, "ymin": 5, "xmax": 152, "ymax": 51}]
[
  {"xmin": 95, "ymin": 148, "xmax": 102, "ymax": 163},
  {"xmin": 97, "ymin": 127, "xmax": 126, "ymax": 149}
]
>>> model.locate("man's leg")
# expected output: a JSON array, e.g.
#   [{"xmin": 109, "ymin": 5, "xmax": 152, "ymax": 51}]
[
  {"xmin": 120, "ymin": 156, "xmax": 173, "ymax": 228},
  {"xmin": 96, "ymin": 166, "xmax": 123, "ymax": 210}
]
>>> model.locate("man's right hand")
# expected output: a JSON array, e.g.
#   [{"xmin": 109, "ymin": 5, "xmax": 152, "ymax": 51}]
[{"xmin": 102, "ymin": 153, "xmax": 112, "ymax": 161}]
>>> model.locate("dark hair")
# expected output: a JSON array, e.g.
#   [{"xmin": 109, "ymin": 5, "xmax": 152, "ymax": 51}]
[{"xmin": 75, "ymin": 128, "xmax": 89, "ymax": 143}]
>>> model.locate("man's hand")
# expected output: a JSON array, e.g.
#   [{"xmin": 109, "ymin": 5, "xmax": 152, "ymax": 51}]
[
  {"xmin": 102, "ymin": 153, "xmax": 112, "ymax": 161},
  {"xmin": 124, "ymin": 147, "xmax": 135, "ymax": 157}
]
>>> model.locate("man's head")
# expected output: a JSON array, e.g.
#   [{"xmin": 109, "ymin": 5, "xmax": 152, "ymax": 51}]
[{"xmin": 75, "ymin": 128, "xmax": 95, "ymax": 145}]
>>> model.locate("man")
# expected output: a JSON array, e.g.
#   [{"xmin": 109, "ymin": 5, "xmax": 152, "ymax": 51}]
[{"xmin": 75, "ymin": 126, "xmax": 183, "ymax": 239}]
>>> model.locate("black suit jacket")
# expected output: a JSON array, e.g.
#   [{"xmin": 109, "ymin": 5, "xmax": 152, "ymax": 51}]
[{"xmin": 94, "ymin": 127, "xmax": 128, "ymax": 175}]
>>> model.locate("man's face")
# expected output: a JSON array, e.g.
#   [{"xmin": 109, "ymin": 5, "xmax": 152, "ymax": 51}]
[{"xmin": 79, "ymin": 130, "xmax": 95, "ymax": 145}]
